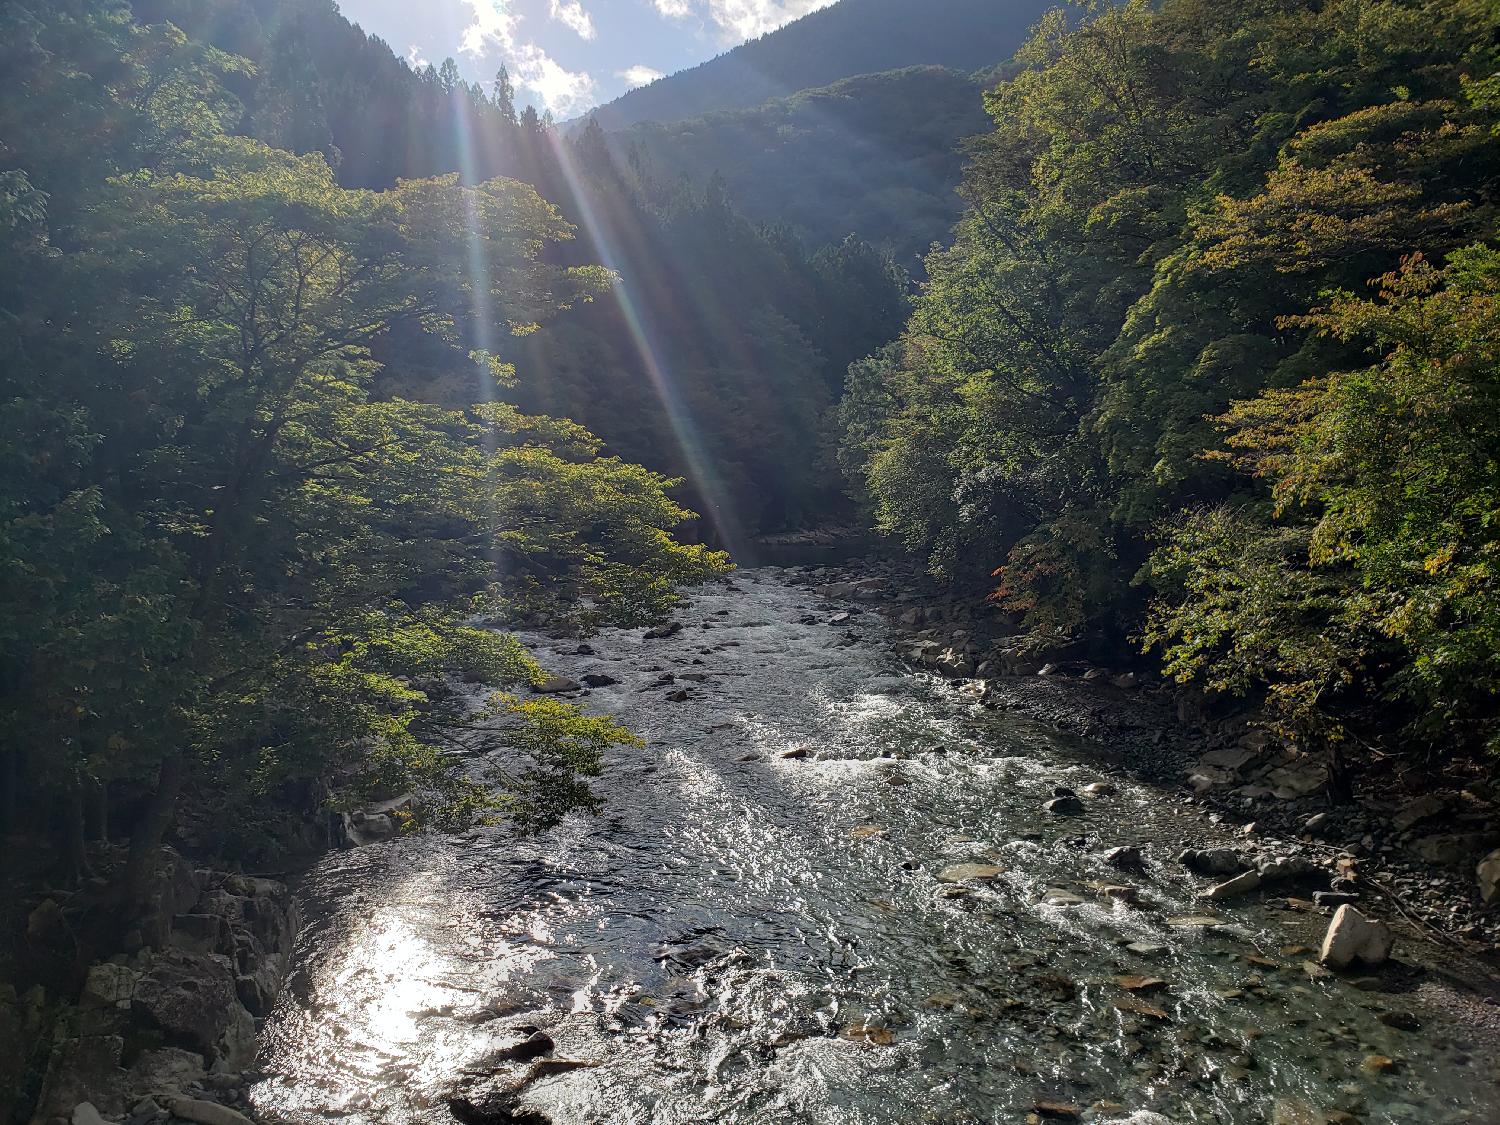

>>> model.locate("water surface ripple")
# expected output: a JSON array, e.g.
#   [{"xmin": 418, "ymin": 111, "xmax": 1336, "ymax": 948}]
[{"xmin": 252, "ymin": 570, "xmax": 1495, "ymax": 1124}]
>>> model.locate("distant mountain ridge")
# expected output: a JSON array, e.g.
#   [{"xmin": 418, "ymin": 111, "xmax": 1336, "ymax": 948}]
[
  {"xmin": 586, "ymin": 0, "xmax": 1057, "ymax": 131},
  {"xmin": 611, "ymin": 65, "xmax": 996, "ymax": 266}
]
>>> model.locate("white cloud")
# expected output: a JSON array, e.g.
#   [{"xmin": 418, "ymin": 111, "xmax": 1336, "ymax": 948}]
[
  {"xmin": 458, "ymin": 0, "xmax": 520, "ymax": 58},
  {"xmin": 649, "ymin": 1, "xmax": 836, "ymax": 41},
  {"xmin": 406, "ymin": 43, "xmax": 429, "ymax": 69},
  {"xmin": 512, "ymin": 42, "xmax": 597, "ymax": 116},
  {"xmin": 549, "ymin": 0, "xmax": 596, "ymax": 39},
  {"xmin": 618, "ymin": 64, "xmax": 665, "ymax": 88},
  {"xmin": 707, "ymin": 0, "xmax": 837, "ymax": 41}
]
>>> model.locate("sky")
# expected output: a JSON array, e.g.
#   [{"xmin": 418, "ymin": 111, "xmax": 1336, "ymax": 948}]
[{"xmin": 337, "ymin": 0, "xmax": 840, "ymax": 119}]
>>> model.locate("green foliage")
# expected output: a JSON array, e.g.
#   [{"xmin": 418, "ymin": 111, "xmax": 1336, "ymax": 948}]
[
  {"xmin": 0, "ymin": 0, "xmax": 727, "ymax": 884},
  {"xmin": 612, "ymin": 67, "xmax": 994, "ymax": 267},
  {"xmin": 840, "ymin": 0, "xmax": 1500, "ymax": 770},
  {"xmin": 1183, "ymin": 248, "xmax": 1500, "ymax": 752},
  {"xmin": 1142, "ymin": 507, "xmax": 1362, "ymax": 747}
]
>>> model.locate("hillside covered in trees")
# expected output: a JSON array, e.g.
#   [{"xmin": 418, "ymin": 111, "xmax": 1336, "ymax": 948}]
[
  {"xmin": 0, "ymin": 0, "xmax": 734, "ymax": 909},
  {"xmin": 837, "ymin": 0, "xmax": 1500, "ymax": 788},
  {"xmin": 604, "ymin": 66, "xmax": 994, "ymax": 269},
  {"xmin": 583, "ymin": 0, "xmax": 1056, "ymax": 131}
]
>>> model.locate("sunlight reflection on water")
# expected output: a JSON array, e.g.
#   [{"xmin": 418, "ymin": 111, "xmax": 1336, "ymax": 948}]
[{"xmin": 253, "ymin": 571, "xmax": 1500, "ymax": 1125}]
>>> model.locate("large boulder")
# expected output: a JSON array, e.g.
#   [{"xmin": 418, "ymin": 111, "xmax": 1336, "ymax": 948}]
[
  {"xmin": 1319, "ymin": 905, "xmax": 1393, "ymax": 970},
  {"xmin": 131, "ymin": 948, "xmax": 251, "ymax": 1067},
  {"xmin": 1479, "ymin": 847, "xmax": 1500, "ymax": 906},
  {"xmin": 30, "ymin": 1035, "xmax": 128, "ymax": 1121},
  {"xmin": 1179, "ymin": 848, "xmax": 1250, "ymax": 877},
  {"xmin": 1393, "ymin": 794, "xmax": 1448, "ymax": 831},
  {"xmin": 80, "ymin": 963, "xmax": 140, "ymax": 1012},
  {"xmin": 1409, "ymin": 832, "xmax": 1493, "ymax": 866}
]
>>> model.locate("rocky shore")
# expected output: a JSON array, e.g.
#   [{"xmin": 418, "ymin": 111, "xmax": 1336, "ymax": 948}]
[
  {"xmin": 783, "ymin": 558, "xmax": 1500, "ymax": 969},
  {"xmin": 2, "ymin": 853, "xmax": 298, "ymax": 1125}
]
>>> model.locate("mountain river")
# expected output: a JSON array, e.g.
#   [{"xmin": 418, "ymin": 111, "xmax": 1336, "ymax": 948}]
[{"xmin": 249, "ymin": 568, "xmax": 1498, "ymax": 1125}]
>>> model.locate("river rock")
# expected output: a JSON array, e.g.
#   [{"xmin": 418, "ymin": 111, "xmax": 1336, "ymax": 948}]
[
  {"xmin": 448, "ymin": 1081, "xmax": 551, "ymax": 1125},
  {"xmin": 1272, "ymin": 1098, "xmax": 1325, "ymax": 1125},
  {"xmin": 81, "ymin": 964, "xmax": 140, "ymax": 1011},
  {"xmin": 1265, "ymin": 760, "xmax": 1327, "ymax": 799},
  {"xmin": 1314, "ymin": 891, "xmax": 1359, "ymax": 909},
  {"xmin": 1319, "ymin": 905, "xmax": 1393, "ymax": 970},
  {"xmin": 1102, "ymin": 845, "xmax": 1144, "ymax": 870},
  {"xmin": 644, "ymin": 621, "xmax": 683, "ymax": 639},
  {"xmin": 1044, "ymin": 795, "xmax": 1085, "ymax": 815},
  {"xmin": 1167, "ymin": 914, "xmax": 1224, "ymax": 929},
  {"xmin": 1479, "ymin": 847, "xmax": 1500, "ymax": 905},
  {"xmin": 1179, "ymin": 848, "xmax": 1249, "ymax": 876},
  {"xmin": 1410, "ymin": 832, "xmax": 1492, "ymax": 866},
  {"xmin": 482, "ymin": 1029, "xmax": 554, "ymax": 1064},
  {"xmin": 1256, "ymin": 855, "xmax": 1319, "ymax": 883},
  {"xmin": 532, "ymin": 675, "xmax": 581, "ymax": 694},
  {"xmin": 1198, "ymin": 746, "xmax": 1262, "ymax": 772},
  {"xmin": 166, "ymin": 1097, "xmax": 256, "ymax": 1125},
  {"xmin": 581, "ymin": 673, "xmax": 616, "ymax": 687},
  {"xmin": 937, "ymin": 863, "xmax": 1005, "ymax": 884},
  {"xmin": 72, "ymin": 1103, "xmax": 111, "ymax": 1125},
  {"xmin": 1393, "ymin": 794, "xmax": 1448, "ymax": 831},
  {"xmin": 1199, "ymin": 869, "xmax": 1262, "ymax": 901}
]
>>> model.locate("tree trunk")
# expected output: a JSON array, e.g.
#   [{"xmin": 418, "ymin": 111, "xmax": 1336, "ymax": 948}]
[
  {"xmin": 90, "ymin": 776, "xmax": 110, "ymax": 843},
  {"xmin": 1324, "ymin": 741, "xmax": 1354, "ymax": 805},
  {"xmin": 61, "ymin": 774, "xmax": 89, "ymax": 886},
  {"xmin": 120, "ymin": 753, "xmax": 186, "ymax": 914},
  {"xmin": 0, "ymin": 744, "xmax": 14, "ymax": 839}
]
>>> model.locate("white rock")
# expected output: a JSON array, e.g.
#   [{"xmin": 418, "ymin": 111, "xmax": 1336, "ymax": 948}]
[
  {"xmin": 72, "ymin": 1103, "xmax": 110, "ymax": 1125},
  {"xmin": 1319, "ymin": 904, "xmax": 1393, "ymax": 969},
  {"xmin": 1199, "ymin": 869, "xmax": 1262, "ymax": 901},
  {"xmin": 1478, "ymin": 847, "xmax": 1500, "ymax": 906}
]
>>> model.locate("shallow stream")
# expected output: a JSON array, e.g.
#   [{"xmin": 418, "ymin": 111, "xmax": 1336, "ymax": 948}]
[{"xmin": 251, "ymin": 570, "xmax": 1497, "ymax": 1124}]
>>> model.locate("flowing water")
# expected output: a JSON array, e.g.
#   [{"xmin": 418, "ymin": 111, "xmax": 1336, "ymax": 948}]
[{"xmin": 251, "ymin": 570, "xmax": 1497, "ymax": 1125}]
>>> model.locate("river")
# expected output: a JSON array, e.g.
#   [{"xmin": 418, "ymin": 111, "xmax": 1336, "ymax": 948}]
[{"xmin": 249, "ymin": 569, "xmax": 1496, "ymax": 1124}]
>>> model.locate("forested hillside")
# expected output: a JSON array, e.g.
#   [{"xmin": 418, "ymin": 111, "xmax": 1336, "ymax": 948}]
[
  {"xmin": 84, "ymin": 0, "xmax": 909, "ymax": 543},
  {"xmin": 838, "ymin": 0, "xmax": 1500, "ymax": 789},
  {"xmin": 0, "ymin": 0, "xmax": 728, "ymax": 902},
  {"xmin": 585, "ymin": 0, "xmax": 1055, "ymax": 130},
  {"xmin": 606, "ymin": 66, "xmax": 993, "ymax": 268}
]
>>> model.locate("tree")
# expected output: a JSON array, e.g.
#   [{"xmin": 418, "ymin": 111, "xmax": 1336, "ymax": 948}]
[
  {"xmin": 0, "ymin": 8, "xmax": 728, "ymax": 905},
  {"xmin": 493, "ymin": 65, "xmax": 518, "ymax": 125}
]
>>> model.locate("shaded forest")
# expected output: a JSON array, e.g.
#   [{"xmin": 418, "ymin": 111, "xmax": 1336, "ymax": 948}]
[
  {"xmin": 837, "ymin": 0, "xmax": 1500, "ymax": 789},
  {"xmin": 0, "ymin": 0, "xmax": 735, "ymax": 908},
  {"xmin": 605, "ymin": 66, "xmax": 994, "ymax": 270}
]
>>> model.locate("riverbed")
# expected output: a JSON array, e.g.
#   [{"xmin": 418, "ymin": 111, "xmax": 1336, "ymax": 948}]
[{"xmin": 250, "ymin": 569, "xmax": 1498, "ymax": 1124}]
